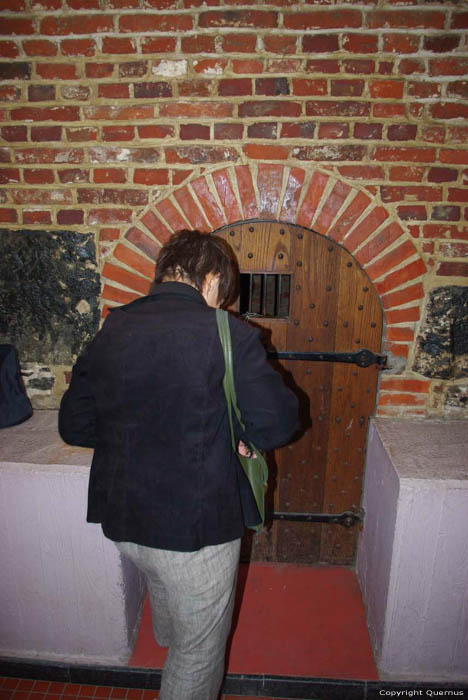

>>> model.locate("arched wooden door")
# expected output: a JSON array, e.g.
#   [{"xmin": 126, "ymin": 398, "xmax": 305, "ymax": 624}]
[{"xmin": 215, "ymin": 220, "xmax": 384, "ymax": 566}]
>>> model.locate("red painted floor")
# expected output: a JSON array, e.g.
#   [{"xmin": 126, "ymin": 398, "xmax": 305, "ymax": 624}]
[{"xmin": 130, "ymin": 563, "xmax": 379, "ymax": 681}]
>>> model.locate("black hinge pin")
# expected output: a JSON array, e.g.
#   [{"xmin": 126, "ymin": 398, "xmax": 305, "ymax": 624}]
[{"xmin": 272, "ymin": 510, "xmax": 364, "ymax": 528}]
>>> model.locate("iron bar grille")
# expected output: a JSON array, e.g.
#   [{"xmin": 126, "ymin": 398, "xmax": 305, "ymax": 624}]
[{"xmin": 239, "ymin": 273, "xmax": 291, "ymax": 318}]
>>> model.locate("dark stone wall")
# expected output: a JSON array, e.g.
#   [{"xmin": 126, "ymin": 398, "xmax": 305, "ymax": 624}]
[
  {"xmin": 413, "ymin": 286, "xmax": 468, "ymax": 380},
  {"xmin": 0, "ymin": 229, "xmax": 100, "ymax": 365}
]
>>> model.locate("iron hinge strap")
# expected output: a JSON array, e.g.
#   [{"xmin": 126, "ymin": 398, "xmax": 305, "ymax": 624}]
[
  {"xmin": 271, "ymin": 509, "xmax": 364, "ymax": 528},
  {"xmin": 267, "ymin": 349, "xmax": 387, "ymax": 368}
]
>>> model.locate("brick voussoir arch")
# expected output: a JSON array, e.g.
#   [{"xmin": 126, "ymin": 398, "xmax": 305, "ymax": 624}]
[{"xmin": 101, "ymin": 162, "xmax": 426, "ymax": 368}]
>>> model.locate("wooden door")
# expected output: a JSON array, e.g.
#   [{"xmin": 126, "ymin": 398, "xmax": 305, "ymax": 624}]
[{"xmin": 215, "ymin": 221, "xmax": 383, "ymax": 566}]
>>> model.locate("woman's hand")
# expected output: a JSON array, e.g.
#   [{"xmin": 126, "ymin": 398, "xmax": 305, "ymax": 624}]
[{"xmin": 237, "ymin": 440, "xmax": 256, "ymax": 458}]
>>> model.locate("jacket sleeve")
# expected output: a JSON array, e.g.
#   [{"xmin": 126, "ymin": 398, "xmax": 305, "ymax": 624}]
[
  {"xmin": 58, "ymin": 351, "xmax": 96, "ymax": 448},
  {"xmin": 231, "ymin": 319, "xmax": 300, "ymax": 452}
]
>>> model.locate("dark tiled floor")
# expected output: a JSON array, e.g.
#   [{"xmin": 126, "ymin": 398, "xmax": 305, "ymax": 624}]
[{"xmin": 0, "ymin": 678, "xmax": 277, "ymax": 700}]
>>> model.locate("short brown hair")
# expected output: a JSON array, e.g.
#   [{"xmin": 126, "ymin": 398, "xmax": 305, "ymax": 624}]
[{"xmin": 153, "ymin": 230, "xmax": 237, "ymax": 306}]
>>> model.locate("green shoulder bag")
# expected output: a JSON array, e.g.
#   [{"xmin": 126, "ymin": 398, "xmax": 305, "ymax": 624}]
[{"xmin": 216, "ymin": 309, "xmax": 268, "ymax": 534}]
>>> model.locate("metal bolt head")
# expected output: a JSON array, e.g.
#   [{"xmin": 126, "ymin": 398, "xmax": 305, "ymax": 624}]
[{"xmin": 248, "ymin": 253, "xmax": 253, "ymax": 259}]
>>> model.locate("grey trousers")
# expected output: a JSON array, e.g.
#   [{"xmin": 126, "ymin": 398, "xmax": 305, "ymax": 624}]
[{"xmin": 116, "ymin": 539, "xmax": 241, "ymax": 700}]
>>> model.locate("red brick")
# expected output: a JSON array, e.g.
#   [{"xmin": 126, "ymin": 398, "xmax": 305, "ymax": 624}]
[
  {"xmin": 429, "ymin": 58, "xmax": 468, "ymax": 77},
  {"xmin": 231, "ymin": 60, "xmax": 263, "ymax": 75},
  {"xmin": 365, "ymin": 240, "xmax": 417, "ymax": 280},
  {"xmin": 138, "ymin": 125, "xmax": 174, "ymax": 139},
  {"xmin": 247, "ymin": 122, "xmax": 277, "ymax": 139},
  {"xmin": 355, "ymin": 221, "xmax": 404, "ymax": 267},
  {"xmin": 219, "ymin": 79, "xmax": 252, "ymax": 97},
  {"xmin": 28, "ymin": 85, "xmax": 55, "ymax": 102},
  {"xmin": 440, "ymin": 149, "xmax": 468, "ymax": 165},
  {"xmin": 373, "ymin": 103, "xmax": 406, "ymax": 118},
  {"xmin": 342, "ymin": 59, "xmax": 374, "ymax": 74},
  {"xmin": 173, "ymin": 187, "xmax": 208, "ymax": 231},
  {"xmin": 119, "ymin": 14, "xmax": 193, "ymax": 32},
  {"xmin": 388, "ymin": 166, "xmax": 424, "ymax": 182},
  {"xmin": 281, "ymin": 122, "xmax": 316, "ymax": 139},
  {"xmin": 313, "ymin": 180, "xmax": 351, "ymax": 234},
  {"xmin": 373, "ymin": 146, "xmax": 435, "ymax": 163},
  {"xmin": 134, "ymin": 82, "xmax": 172, "ymax": 98},
  {"xmin": 180, "ymin": 78, "xmax": 212, "ymax": 97},
  {"xmin": 166, "ymin": 146, "xmax": 238, "ymax": 164},
  {"xmin": 354, "ymin": 123, "xmax": 383, "ymax": 140},
  {"xmin": 439, "ymin": 241, "xmax": 468, "ymax": 257},
  {"xmin": 24, "ymin": 169, "xmax": 54, "ymax": 184},
  {"xmin": 214, "ymin": 123, "xmax": 243, "ymax": 140},
  {"xmin": 368, "ymin": 10, "xmax": 444, "ymax": 29},
  {"xmin": 67, "ymin": 0, "xmax": 100, "ymax": 7},
  {"xmin": 386, "ymin": 306, "xmax": 421, "ymax": 324},
  {"xmin": 118, "ymin": 61, "xmax": 147, "ymax": 78},
  {"xmin": 448, "ymin": 188, "xmax": 468, "ymax": 203},
  {"xmin": 31, "ymin": 126, "xmax": 62, "ymax": 141},
  {"xmin": 427, "ymin": 168, "xmax": 458, "ymax": 183},
  {"xmin": 84, "ymin": 106, "xmax": 154, "ymax": 120},
  {"xmin": 41, "ymin": 15, "xmax": 114, "ymax": 35},
  {"xmin": 0, "ymin": 0, "xmax": 26, "ymax": 7},
  {"xmin": 317, "ymin": 123, "xmax": 349, "ymax": 139},
  {"xmin": 88, "ymin": 208, "xmax": 132, "ymax": 225},
  {"xmin": 437, "ymin": 261, "xmax": 468, "ymax": 276},
  {"xmin": 61, "ymin": 39, "xmax": 95, "ymax": 56},
  {"xmin": 155, "ymin": 198, "xmax": 186, "ymax": 234},
  {"xmin": 379, "ymin": 60, "xmax": 394, "ymax": 75},
  {"xmin": 141, "ymin": 37, "xmax": 177, "ymax": 53},
  {"xmin": 57, "ymin": 209, "xmax": 84, "ymax": 225},
  {"xmin": 66, "ymin": 127, "xmax": 98, "ymax": 142},
  {"xmin": 291, "ymin": 79, "xmax": 327, "ymax": 96},
  {"xmin": 370, "ymin": 80, "xmax": 404, "ymax": 99},
  {"xmin": 296, "ymin": 171, "xmax": 329, "ymax": 228},
  {"xmin": 16, "ymin": 147, "xmax": 83, "ymax": 164},
  {"xmin": 256, "ymin": 77, "xmax": 289, "ymax": 96},
  {"xmin": 328, "ymin": 190, "xmax": 371, "ymax": 243},
  {"xmin": 294, "ymin": 144, "xmax": 366, "ymax": 162},
  {"xmin": 302, "ymin": 34, "xmax": 339, "ymax": 52},
  {"xmin": 331, "ymin": 80, "xmax": 364, "ymax": 97},
  {"xmin": 126, "ymin": 225, "xmax": 162, "ymax": 260},
  {"xmin": 0, "ymin": 86, "xmax": 20, "ymax": 101},
  {"xmin": 431, "ymin": 205, "xmax": 460, "ymax": 221},
  {"xmin": 408, "ymin": 82, "xmax": 441, "ymax": 99},
  {"xmin": 380, "ymin": 377, "xmax": 429, "ymax": 393},
  {"xmin": 376, "ymin": 258, "xmax": 427, "ymax": 295},
  {"xmin": 221, "ymin": 34, "xmax": 257, "ymax": 53},
  {"xmin": 193, "ymin": 58, "xmax": 226, "ymax": 75},
  {"xmin": 11, "ymin": 188, "xmax": 72, "ymax": 205},
  {"xmin": 106, "ymin": 0, "xmax": 139, "ymax": 6},
  {"xmin": 380, "ymin": 392, "xmax": 425, "ymax": 406},
  {"xmin": 382, "ymin": 281, "xmax": 424, "ymax": 309},
  {"xmin": 113, "ymin": 242, "xmax": 154, "ymax": 278},
  {"xmin": 266, "ymin": 58, "xmax": 302, "ymax": 74},
  {"xmin": 0, "ymin": 148, "xmax": 10, "ymax": 162},
  {"xmin": 181, "ymin": 35, "xmax": 216, "ymax": 53},
  {"xmin": 339, "ymin": 165, "xmax": 384, "ymax": 180},
  {"xmin": 386, "ymin": 326, "xmax": 415, "ymax": 342},
  {"xmin": 422, "ymin": 224, "xmax": 464, "ymax": 239},
  {"xmin": 98, "ymin": 84, "xmax": 130, "ymax": 99},
  {"xmin": 381, "ymin": 185, "xmax": 442, "ymax": 203},
  {"xmin": 1, "ymin": 126, "xmax": 27, "ymax": 141},
  {"xmin": 235, "ymin": 165, "xmax": 258, "ymax": 219},
  {"xmin": 103, "ymin": 262, "xmax": 151, "ymax": 295},
  {"xmin": 102, "ymin": 37, "xmax": 136, "ymax": 53},
  {"xmin": 305, "ymin": 59, "xmax": 340, "ymax": 74},
  {"xmin": 0, "ymin": 168, "xmax": 20, "ymax": 184},
  {"xmin": 284, "ymin": 10, "xmax": 361, "ymax": 29},
  {"xmin": 12, "ymin": 106, "xmax": 79, "ymax": 122},
  {"xmin": 344, "ymin": 206, "xmax": 389, "ymax": 252},
  {"xmin": 306, "ymin": 101, "xmax": 370, "ymax": 117},
  {"xmin": 277, "ymin": 166, "xmax": 304, "ymax": 221},
  {"xmin": 244, "ymin": 144, "xmax": 289, "ymax": 160},
  {"xmin": 58, "ymin": 169, "xmax": 89, "ymax": 183},
  {"xmin": 431, "ymin": 103, "xmax": 468, "ymax": 120},
  {"xmin": 61, "ymin": 85, "xmax": 90, "ymax": 101},
  {"xmin": 451, "ymin": 12, "xmax": 468, "ymax": 29},
  {"xmin": 191, "ymin": 176, "xmax": 226, "ymax": 228},
  {"xmin": 141, "ymin": 209, "xmax": 172, "ymax": 244},
  {"xmin": 239, "ymin": 100, "xmax": 301, "ymax": 118},
  {"xmin": 161, "ymin": 102, "xmax": 232, "ymax": 118},
  {"xmin": 0, "ymin": 208, "xmax": 17, "ymax": 222},
  {"xmin": 0, "ymin": 41, "xmax": 19, "ymax": 58},
  {"xmin": 102, "ymin": 125, "xmax": 135, "ymax": 141},
  {"xmin": 0, "ymin": 62, "xmax": 31, "ymax": 80},
  {"xmin": 1, "ymin": 18, "xmax": 34, "ymax": 34},
  {"xmin": 387, "ymin": 124, "xmax": 417, "ymax": 141},
  {"xmin": 85, "ymin": 63, "xmax": 114, "ymax": 79},
  {"xmin": 180, "ymin": 124, "xmax": 210, "ymax": 140},
  {"xmin": 423, "ymin": 34, "xmax": 460, "ymax": 53},
  {"xmin": 256, "ymin": 163, "xmax": 284, "ymax": 217},
  {"xmin": 23, "ymin": 209, "xmax": 52, "ymax": 225},
  {"xmin": 94, "ymin": 169, "xmax": 127, "ymax": 183},
  {"xmin": 78, "ymin": 188, "xmax": 147, "ymax": 206},
  {"xmin": 342, "ymin": 33, "xmax": 377, "ymax": 53},
  {"xmin": 447, "ymin": 81, "xmax": 468, "ymax": 99},
  {"xmin": 397, "ymin": 205, "xmax": 427, "ymax": 221},
  {"xmin": 265, "ymin": 34, "xmax": 297, "ymax": 54},
  {"xmin": 382, "ymin": 33, "xmax": 420, "ymax": 53},
  {"xmin": 101, "ymin": 284, "xmax": 140, "ymax": 305},
  {"xmin": 212, "ymin": 169, "xmax": 243, "ymax": 224},
  {"xmin": 199, "ymin": 10, "xmax": 277, "ymax": 28}
]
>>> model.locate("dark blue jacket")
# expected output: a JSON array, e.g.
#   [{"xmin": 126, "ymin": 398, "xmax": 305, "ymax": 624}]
[{"xmin": 59, "ymin": 282, "xmax": 299, "ymax": 551}]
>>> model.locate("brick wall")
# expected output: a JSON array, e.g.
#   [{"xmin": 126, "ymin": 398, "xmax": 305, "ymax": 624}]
[{"xmin": 0, "ymin": 0, "xmax": 467, "ymax": 417}]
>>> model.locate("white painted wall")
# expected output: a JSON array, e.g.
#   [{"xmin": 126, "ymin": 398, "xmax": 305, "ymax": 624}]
[
  {"xmin": 357, "ymin": 418, "xmax": 468, "ymax": 681},
  {"xmin": 0, "ymin": 411, "xmax": 145, "ymax": 664}
]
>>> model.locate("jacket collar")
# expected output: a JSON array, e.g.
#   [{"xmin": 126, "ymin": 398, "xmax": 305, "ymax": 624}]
[{"xmin": 150, "ymin": 281, "xmax": 207, "ymax": 305}]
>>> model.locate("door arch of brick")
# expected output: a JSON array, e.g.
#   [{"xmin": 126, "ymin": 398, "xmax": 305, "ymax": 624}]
[{"xmin": 100, "ymin": 163, "xmax": 427, "ymax": 412}]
